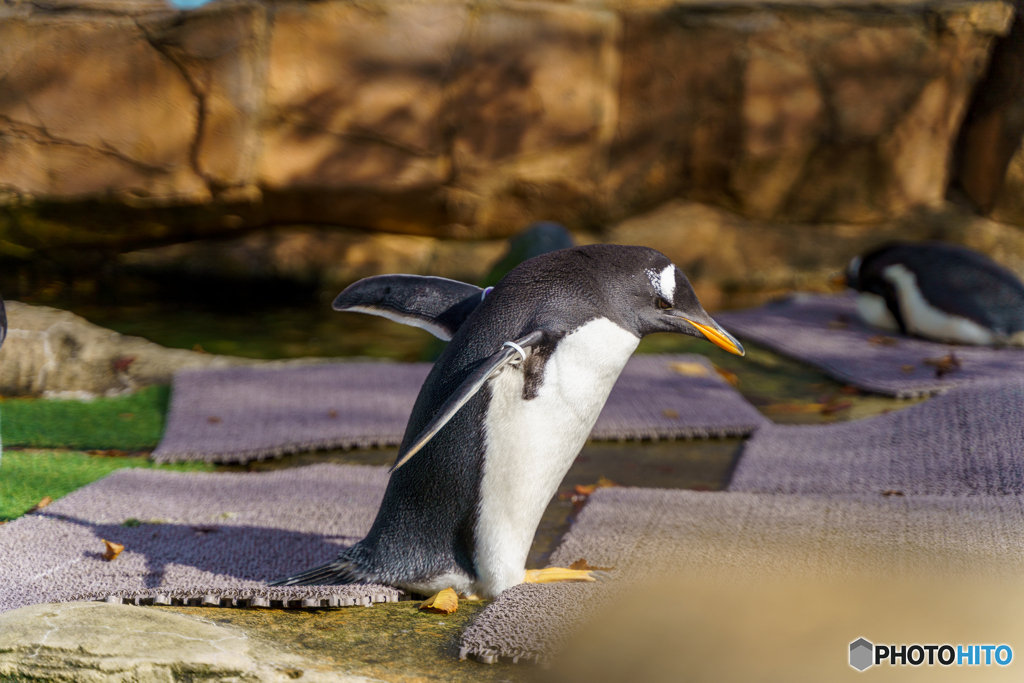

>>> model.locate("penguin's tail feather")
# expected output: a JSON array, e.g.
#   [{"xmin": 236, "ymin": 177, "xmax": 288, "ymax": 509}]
[{"xmin": 267, "ymin": 557, "xmax": 369, "ymax": 587}]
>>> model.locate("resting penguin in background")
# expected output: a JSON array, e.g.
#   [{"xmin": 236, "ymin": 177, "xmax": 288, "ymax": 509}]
[
  {"xmin": 845, "ymin": 241, "xmax": 1024, "ymax": 346},
  {"xmin": 270, "ymin": 244, "xmax": 744, "ymax": 598}
]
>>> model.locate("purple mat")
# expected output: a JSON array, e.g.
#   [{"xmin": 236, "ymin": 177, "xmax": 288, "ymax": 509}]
[
  {"xmin": 716, "ymin": 293, "xmax": 1024, "ymax": 398},
  {"xmin": 460, "ymin": 487, "xmax": 1024, "ymax": 664},
  {"xmin": 153, "ymin": 355, "xmax": 766, "ymax": 464},
  {"xmin": 729, "ymin": 380, "xmax": 1024, "ymax": 496},
  {"xmin": 0, "ymin": 464, "xmax": 401, "ymax": 613}
]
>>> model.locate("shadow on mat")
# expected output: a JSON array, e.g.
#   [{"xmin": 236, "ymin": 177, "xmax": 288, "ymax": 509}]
[{"xmin": 38, "ymin": 512, "xmax": 358, "ymax": 588}]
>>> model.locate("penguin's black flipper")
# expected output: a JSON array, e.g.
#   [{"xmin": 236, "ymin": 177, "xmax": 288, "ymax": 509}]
[
  {"xmin": 333, "ymin": 275, "xmax": 486, "ymax": 341},
  {"xmin": 391, "ymin": 329, "xmax": 546, "ymax": 472}
]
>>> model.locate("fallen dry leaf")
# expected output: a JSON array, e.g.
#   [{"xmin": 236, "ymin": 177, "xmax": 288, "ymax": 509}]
[
  {"xmin": 715, "ymin": 368, "xmax": 740, "ymax": 386},
  {"xmin": 207, "ymin": 416, "xmax": 223, "ymax": 424},
  {"xmin": 27, "ymin": 497, "xmax": 53, "ymax": 514},
  {"xmin": 328, "ymin": 409, "xmax": 338, "ymax": 418},
  {"xmin": 901, "ymin": 364, "xmax": 916, "ymax": 374},
  {"xmin": 569, "ymin": 558, "xmax": 615, "ymax": 572},
  {"xmin": 102, "ymin": 539, "xmax": 124, "ymax": 561},
  {"xmin": 668, "ymin": 362, "xmax": 709, "ymax": 377},
  {"xmin": 662, "ymin": 409, "xmax": 679, "ymax": 419},
  {"xmin": 763, "ymin": 403, "xmax": 826, "ymax": 414},
  {"xmin": 881, "ymin": 490, "xmax": 905, "ymax": 497},
  {"xmin": 420, "ymin": 587, "xmax": 458, "ymax": 614},
  {"xmin": 821, "ymin": 400, "xmax": 853, "ymax": 415},
  {"xmin": 924, "ymin": 353, "xmax": 962, "ymax": 378},
  {"xmin": 868, "ymin": 335, "xmax": 899, "ymax": 346},
  {"xmin": 827, "ymin": 320, "xmax": 849, "ymax": 330},
  {"xmin": 560, "ymin": 477, "xmax": 619, "ymax": 505}
]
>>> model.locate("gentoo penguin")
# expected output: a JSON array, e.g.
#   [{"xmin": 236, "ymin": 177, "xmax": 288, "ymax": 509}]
[
  {"xmin": 270, "ymin": 245, "xmax": 743, "ymax": 598},
  {"xmin": 845, "ymin": 241, "xmax": 1024, "ymax": 346}
]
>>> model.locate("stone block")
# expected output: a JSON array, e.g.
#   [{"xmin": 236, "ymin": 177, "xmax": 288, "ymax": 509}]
[
  {"xmin": 444, "ymin": 1, "xmax": 620, "ymax": 235},
  {"xmin": 260, "ymin": 0, "xmax": 467, "ymax": 192},
  {"xmin": 0, "ymin": 9, "xmax": 207, "ymax": 202}
]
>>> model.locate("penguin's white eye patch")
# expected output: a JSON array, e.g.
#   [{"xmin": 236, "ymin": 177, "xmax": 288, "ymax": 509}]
[{"xmin": 646, "ymin": 265, "xmax": 677, "ymax": 302}]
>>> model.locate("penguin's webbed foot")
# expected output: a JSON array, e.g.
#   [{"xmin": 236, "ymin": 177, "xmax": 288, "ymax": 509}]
[{"xmin": 523, "ymin": 567, "xmax": 610, "ymax": 584}]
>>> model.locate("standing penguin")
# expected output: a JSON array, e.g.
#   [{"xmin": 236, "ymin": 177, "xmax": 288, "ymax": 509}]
[
  {"xmin": 271, "ymin": 245, "xmax": 744, "ymax": 598},
  {"xmin": 845, "ymin": 241, "xmax": 1024, "ymax": 346}
]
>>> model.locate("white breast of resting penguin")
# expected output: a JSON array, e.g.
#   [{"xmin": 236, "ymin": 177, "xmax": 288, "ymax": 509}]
[{"xmin": 473, "ymin": 316, "xmax": 640, "ymax": 598}]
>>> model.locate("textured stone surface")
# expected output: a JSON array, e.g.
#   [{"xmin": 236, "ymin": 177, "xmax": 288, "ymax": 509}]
[
  {"xmin": 0, "ymin": 0, "xmax": 1013, "ymax": 252},
  {"xmin": 952, "ymin": 2, "xmax": 1024, "ymax": 223},
  {"xmin": 119, "ymin": 198, "xmax": 1024, "ymax": 311},
  {"xmin": 0, "ymin": 300, "xmax": 340, "ymax": 397},
  {"xmin": 0, "ymin": 602, "xmax": 363, "ymax": 682}
]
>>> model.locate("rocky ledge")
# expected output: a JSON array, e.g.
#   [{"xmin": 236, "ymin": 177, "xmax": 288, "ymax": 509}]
[{"xmin": 0, "ymin": 0, "xmax": 1018, "ymax": 257}]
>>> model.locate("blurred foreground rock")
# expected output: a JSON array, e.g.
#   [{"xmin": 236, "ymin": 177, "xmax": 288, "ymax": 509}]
[
  {"xmin": 0, "ymin": 301, "xmax": 335, "ymax": 397},
  {"xmin": 0, "ymin": 0, "xmax": 1016, "ymax": 259},
  {"xmin": 0, "ymin": 602, "xmax": 358, "ymax": 683}
]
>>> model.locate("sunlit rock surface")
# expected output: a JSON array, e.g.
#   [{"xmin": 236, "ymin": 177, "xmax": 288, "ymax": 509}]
[
  {"xmin": 0, "ymin": 602, "xmax": 364, "ymax": 682},
  {"xmin": 0, "ymin": 0, "xmax": 1014, "ymax": 253}
]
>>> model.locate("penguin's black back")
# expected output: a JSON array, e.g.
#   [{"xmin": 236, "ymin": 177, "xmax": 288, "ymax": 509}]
[
  {"xmin": 346, "ymin": 245, "xmax": 668, "ymax": 584},
  {"xmin": 856, "ymin": 242, "xmax": 1024, "ymax": 335}
]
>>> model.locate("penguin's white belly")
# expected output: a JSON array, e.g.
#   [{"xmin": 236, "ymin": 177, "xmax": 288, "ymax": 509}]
[
  {"xmin": 474, "ymin": 317, "xmax": 640, "ymax": 597},
  {"xmin": 855, "ymin": 293, "xmax": 899, "ymax": 332},
  {"xmin": 883, "ymin": 264, "xmax": 995, "ymax": 345}
]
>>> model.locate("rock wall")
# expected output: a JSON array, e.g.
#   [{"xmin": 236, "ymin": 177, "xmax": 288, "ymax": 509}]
[{"xmin": 0, "ymin": 0, "xmax": 1014, "ymax": 257}]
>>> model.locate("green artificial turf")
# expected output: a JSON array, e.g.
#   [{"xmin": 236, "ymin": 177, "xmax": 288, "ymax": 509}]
[
  {"xmin": 0, "ymin": 450, "xmax": 212, "ymax": 522},
  {"xmin": 1, "ymin": 385, "xmax": 170, "ymax": 450}
]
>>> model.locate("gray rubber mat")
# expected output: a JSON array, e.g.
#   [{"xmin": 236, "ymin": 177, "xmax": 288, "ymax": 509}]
[
  {"xmin": 153, "ymin": 355, "xmax": 765, "ymax": 464},
  {"xmin": 0, "ymin": 464, "xmax": 400, "ymax": 613},
  {"xmin": 715, "ymin": 293, "xmax": 1024, "ymax": 398},
  {"xmin": 459, "ymin": 487, "xmax": 1024, "ymax": 664},
  {"xmin": 730, "ymin": 380, "xmax": 1024, "ymax": 496}
]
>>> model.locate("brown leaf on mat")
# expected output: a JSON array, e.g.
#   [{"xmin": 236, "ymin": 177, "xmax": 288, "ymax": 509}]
[
  {"xmin": 763, "ymin": 403, "xmax": 825, "ymax": 414},
  {"xmin": 207, "ymin": 416, "xmax": 223, "ymax": 424},
  {"xmin": 27, "ymin": 497, "xmax": 53, "ymax": 514},
  {"xmin": 881, "ymin": 490, "xmax": 905, "ymax": 497},
  {"xmin": 662, "ymin": 409, "xmax": 679, "ymax": 419},
  {"xmin": 568, "ymin": 558, "xmax": 615, "ymax": 572},
  {"xmin": 668, "ymin": 362, "xmax": 709, "ymax": 377},
  {"xmin": 328, "ymin": 409, "xmax": 338, "ymax": 419},
  {"xmin": 924, "ymin": 353, "xmax": 962, "ymax": 378},
  {"xmin": 715, "ymin": 368, "xmax": 740, "ymax": 386},
  {"xmin": 827, "ymin": 319, "xmax": 849, "ymax": 330},
  {"xmin": 901, "ymin": 364, "xmax": 916, "ymax": 374},
  {"xmin": 821, "ymin": 400, "xmax": 853, "ymax": 415},
  {"xmin": 868, "ymin": 335, "xmax": 899, "ymax": 346},
  {"xmin": 420, "ymin": 587, "xmax": 458, "ymax": 614},
  {"xmin": 102, "ymin": 539, "xmax": 124, "ymax": 561}
]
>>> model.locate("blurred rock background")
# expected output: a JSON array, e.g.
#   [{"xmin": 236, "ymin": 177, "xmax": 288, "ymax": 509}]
[{"xmin": 1, "ymin": 0, "xmax": 1024, "ymax": 313}]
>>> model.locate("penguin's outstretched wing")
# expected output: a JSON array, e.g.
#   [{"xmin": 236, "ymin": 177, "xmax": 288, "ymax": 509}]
[
  {"xmin": 333, "ymin": 275, "xmax": 487, "ymax": 341},
  {"xmin": 391, "ymin": 329, "xmax": 545, "ymax": 472}
]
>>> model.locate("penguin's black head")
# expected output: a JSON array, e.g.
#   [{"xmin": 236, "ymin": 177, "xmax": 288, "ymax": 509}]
[{"xmin": 586, "ymin": 245, "xmax": 744, "ymax": 355}]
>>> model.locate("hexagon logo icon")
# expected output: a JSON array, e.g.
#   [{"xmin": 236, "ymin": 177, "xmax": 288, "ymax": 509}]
[{"xmin": 850, "ymin": 638, "xmax": 874, "ymax": 671}]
